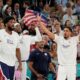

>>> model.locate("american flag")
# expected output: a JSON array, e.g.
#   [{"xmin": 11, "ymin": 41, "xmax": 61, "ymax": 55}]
[{"xmin": 23, "ymin": 9, "xmax": 48, "ymax": 26}]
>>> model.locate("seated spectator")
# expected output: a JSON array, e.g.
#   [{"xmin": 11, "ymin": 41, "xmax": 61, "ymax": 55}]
[
  {"xmin": 2, "ymin": 5, "xmax": 12, "ymax": 18},
  {"xmin": 64, "ymin": 20, "xmax": 73, "ymax": 28},
  {"xmin": 13, "ymin": 3, "xmax": 22, "ymax": 22},
  {"xmin": 62, "ymin": 7, "xmax": 76, "ymax": 27},
  {"xmin": 55, "ymin": 4, "xmax": 64, "ymax": 20},
  {"xmin": 0, "ymin": 0, "xmax": 3, "ymax": 17},
  {"xmin": 29, "ymin": 1, "xmax": 41, "ymax": 12},
  {"xmin": 42, "ymin": 3, "xmax": 50, "ymax": 18},
  {"xmin": 74, "ymin": 0, "xmax": 80, "ymax": 15},
  {"xmin": 54, "ymin": 21, "xmax": 63, "ymax": 36},
  {"xmin": 0, "ymin": 18, "xmax": 4, "ymax": 29}
]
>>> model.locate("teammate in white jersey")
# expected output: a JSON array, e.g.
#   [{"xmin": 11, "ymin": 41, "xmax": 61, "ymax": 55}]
[
  {"xmin": 0, "ymin": 16, "xmax": 22, "ymax": 80},
  {"xmin": 14, "ymin": 22, "xmax": 42, "ymax": 80},
  {"xmin": 37, "ymin": 16, "xmax": 80, "ymax": 80}
]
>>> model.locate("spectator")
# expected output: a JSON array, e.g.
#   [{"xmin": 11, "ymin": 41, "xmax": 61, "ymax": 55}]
[
  {"xmin": 13, "ymin": 3, "xmax": 22, "ymax": 22},
  {"xmin": 62, "ymin": 7, "xmax": 76, "ymax": 27},
  {"xmin": 12, "ymin": 11, "xmax": 17, "ymax": 22},
  {"xmin": 64, "ymin": 20, "xmax": 72, "ymax": 28},
  {"xmin": 0, "ymin": 0, "xmax": 3, "ymax": 17},
  {"xmin": 2, "ymin": 5, "xmax": 12, "ymax": 18},
  {"xmin": 0, "ymin": 18, "xmax": 5, "ymax": 29},
  {"xmin": 29, "ymin": 1, "xmax": 41, "ymax": 12},
  {"xmin": 50, "ymin": 42, "xmax": 58, "ymax": 74},
  {"xmin": 42, "ymin": 3, "xmax": 50, "ymax": 18},
  {"xmin": 6, "ymin": 0, "xmax": 12, "ymax": 6},
  {"xmin": 55, "ymin": 0, "xmax": 68, "ymax": 7},
  {"xmin": 74, "ymin": 0, "xmax": 80, "ymax": 15},
  {"xmin": 55, "ymin": 4, "xmax": 64, "ymax": 20},
  {"xmin": 54, "ymin": 21, "xmax": 63, "ymax": 36},
  {"xmin": 42, "ymin": 34, "xmax": 50, "ymax": 46},
  {"xmin": 21, "ymin": 1, "xmax": 30, "ymax": 17},
  {"xmin": 38, "ymin": 1, "xmax": 44, "ymax": 11},
  {"xmin": 73, "ymin": 25, "xmax": 80, "ymax": 36}
]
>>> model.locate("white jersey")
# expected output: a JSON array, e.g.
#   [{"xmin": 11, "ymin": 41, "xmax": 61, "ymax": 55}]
[
  {"xmin": 19, "ymin": 27, "xmax": 42, "ymax": 61},
  {"xmin": 54, "ymin": 35, "xmax": 79, "ymax": 66},
  {"xmin": 0, "ymin": 29, "xmax": 20, "ymax": 66}
]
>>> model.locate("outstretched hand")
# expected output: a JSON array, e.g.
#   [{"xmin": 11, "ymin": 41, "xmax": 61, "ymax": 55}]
[{"xmin": 37, "ymin": 15, "xmax": 41, "ymax": 22}]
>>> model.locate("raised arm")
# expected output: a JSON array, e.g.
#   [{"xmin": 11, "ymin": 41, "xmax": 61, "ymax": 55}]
[
  {"xmin": 30, "ymin": 27, "xmax": 42, "ymax": 43},
  {"xmin": 79, "ymin": 34, "xmax": 80, "ymax": 43},
  {"xmin": 37, "ymin": 16, "xmax": 55, "ymax": 40},
  {"xmin": 35, "ymin": 27, "xmax": 42, "ymax": 41}
]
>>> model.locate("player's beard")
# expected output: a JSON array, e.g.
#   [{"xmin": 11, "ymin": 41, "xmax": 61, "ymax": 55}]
[
  {"xmin": 64, "ymin": 36, "xmax": 68, "ymax": 39},
  {"xmin": 64, "ymin": 35, "xmax": 70, "ymax": 39},
  {"xmin": 8, "ymin": 25, "xmax": 14, "ymax": 31}
]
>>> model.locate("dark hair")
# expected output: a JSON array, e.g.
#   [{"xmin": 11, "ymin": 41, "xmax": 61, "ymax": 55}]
[
  {"xmin": 64, "ymin": 20, "xmax": 71, "ymax": 27},
  {"xmin": 43, "ymin": 45, "xmax": 50, "ymax": 51},
  {"xmin": 73, "ymin": 24, "xmax": 80, "ymax": 29},
  {"xmin": 74, "ymin": 24, "xmax": 80, "ymax": 27},
  {"xmin": 64, "ymin": 27, "xmax": 73, "ymax": 32},
  {"xmin": 4, "ymin": 16, "xmax": 14, "ymax": 24},
  {"xmin": 66, "ymin": 2, "xmax": 72, "ymax": 8}
]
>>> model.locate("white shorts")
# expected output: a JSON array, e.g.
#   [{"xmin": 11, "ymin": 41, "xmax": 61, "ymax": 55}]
[
  {"xmin": 14, "ymin": 61, "xmax": 27, "ymax": 80},
  {"xmin": 56, "ymin": 65, "xmax": 76, "ymax": 80}
]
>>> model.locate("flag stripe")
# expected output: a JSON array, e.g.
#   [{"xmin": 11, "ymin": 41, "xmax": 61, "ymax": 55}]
[
  {"xmin": 24, "ymin": 14, "xmax": 35, "ymax": 19},
  {"xmin": 25, "ymin": 18, "xmax": 37, "ymax": 26},
  {"xmin": 25, "ymin": 10, "xmax": 34, "ymax": 14},
  {"xmin": 23, "ymin": 9, "xmax": 48, "ymax": 26},
  {"xmin": 24, "ymin": 16, "xmax": 36, "ymax": 23}
]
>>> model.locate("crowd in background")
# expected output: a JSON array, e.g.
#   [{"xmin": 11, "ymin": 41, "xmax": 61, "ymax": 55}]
[{"xmin": 0, "ymin": 0, "xmax": 80, "ymax": 80}]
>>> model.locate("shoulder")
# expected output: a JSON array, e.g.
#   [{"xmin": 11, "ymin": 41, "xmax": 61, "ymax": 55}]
[
  {"xmin": 12, "ymin": 31, "xmax": 20, "ymax": 41},
  {"xmin": 30, "ymin": 49, "xmax": 38, "ymax": 58},
  {"xmin": 0, "ymin": 29, "xmax": 5, "ymax": 35},
  {"xmin": 71, "ymin": 36, "xmax": 78, "ymax": 39},
  {"xmin": 12, "ymin": 31, "xmax": 19, "ymax": 36},
  {"xmin": 12, "ymin": 31, "xmax": 20, "ymax": 38},
  {"xmin": 31, "ymin": 49, "xmax": 38, "ymax": 54},
  {"xmin": 0, "ymin": 29, "xmax": 5, "ymax": 33},
  {"xmin": 71, "ymin": 36, "xmax": 79, "ymax": 41},
  {"xmin": 31, "ymin": 49, "xmax": 42, "ymax": 56}
]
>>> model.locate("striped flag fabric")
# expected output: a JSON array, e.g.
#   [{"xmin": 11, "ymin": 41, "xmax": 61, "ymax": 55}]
[{"xmin": 23, "ymin": 9, "xmax": 48, "ymax": 26}]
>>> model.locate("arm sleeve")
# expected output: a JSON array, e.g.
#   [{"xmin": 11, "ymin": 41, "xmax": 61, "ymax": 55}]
[
  {"xmin": 76, "ymin": 35, "xmax": 80, "ymax": 44},
  {"xmin": 53, "ymin": 34, "xmax": 59, "ymax": 43},
  {"xmin": 30, "ymin": 27, "xmax": 42, "ymax": 43},
  {"xmin": 73, "ymin": 35, "xmax": 79, "ymax": 44},
  {"xmin": 28, "ymin": 51, "xmax": 35, "ymax": 62}
]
